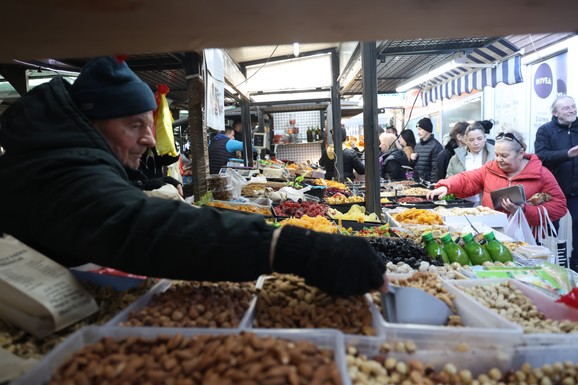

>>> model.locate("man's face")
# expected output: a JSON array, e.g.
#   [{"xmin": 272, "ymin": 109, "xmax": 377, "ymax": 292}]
[
  {"xmin": 93, "ymin": 112, "xmax": 155, "ymax": 169},
  {"xmin": 417, "ymin": 127, "xmax": 430, "ymax": 140},
  {"xmin": 554, "ymin": 98, "xmax": 577, "ymax": 125}
]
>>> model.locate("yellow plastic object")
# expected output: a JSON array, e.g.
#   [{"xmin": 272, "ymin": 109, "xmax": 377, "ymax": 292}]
[{"xmin": 154, "ymin": 84, "xmax": 178, "ymax": 157}]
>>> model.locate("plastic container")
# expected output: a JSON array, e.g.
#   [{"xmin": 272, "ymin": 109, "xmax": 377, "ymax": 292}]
[
  {"xmin": 447, "ymin": 278, "xmax": 578, "ymax": 346},
  {"xmin": 422, "ymin": 231, "xmax": 449, "ymax": 264},
  {"xmin": 462, "ymin": 232, "xmax": 492, "ymax": 265},
  {"xmin": 440, "ymin": 232, "xmax": 471, "ymax": 266},
  {"xmin": 107, "ymin": 277, "xmax": 263, "ymax": 328},
  {"xmin": 212, "ymin": 185, "xmax": 234, "ymax": 200},
  {"xmin": 11, "ymin": 326, "xmax": 350, "ymax": 385},
  {"xmin": 206, "ymin": 173, "xmax": 230, "ymax": 190},
  {"xmin": 378, "ymin": 274, "xmax": 523, "ymax": 350},
  {"xmin": 483, "ymin": 231, "xmax": 513, "ymax": 262},
  {"xmin": 243, "ymin": 275, "xmax": 385, "ymax": 337}
]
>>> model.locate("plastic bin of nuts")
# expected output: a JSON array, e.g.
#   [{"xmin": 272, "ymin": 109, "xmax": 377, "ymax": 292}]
[
  {"xmin": 246, "ymin": 273, "xmax": 384, "ymax": 337},
  {"xmin": 377, "ymin": 273, "xmax": 523, "ymax": 350},
  {"xmin": 345, "ymin": 335, "xmax": 578, "ymax": 384},
  {"xmin": 106, "ymin": 278, "xmax": 264, "ymax": 329},
  {"xmin": 11, "ymin": 326, "xmax": 351, "ymax": 385},
  {"xmin": 447, "ymin": 278, "xmax": 578, "ymax": 346}
]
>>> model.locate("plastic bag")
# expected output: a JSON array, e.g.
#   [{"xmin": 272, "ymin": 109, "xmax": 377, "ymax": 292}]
[
  {"xmin": 533, "ymin": 206, "xmax": 568, "ymax": 267},
  {"xmin": 504, "ymin": 207, "xmax": 536, "ymax": 245},
  {"xmin": 224, "ymin": 168, "xmax": 247, "ymax": 199}
]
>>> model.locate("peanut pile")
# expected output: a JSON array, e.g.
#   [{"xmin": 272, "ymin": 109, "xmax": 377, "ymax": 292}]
[
  {"xmin": 459, "ymin": 281, "xmax": 578, "ymax": 334},
  {"xmin": 346, "ymin": 346, "xmax": 578, "ymax": 385},
  {"xmin": 0, "ymin": 279, "xmax": 158, "ymax": 359},
  {"xmin": 254, "ymin": 273, "xmax": 376, "ymax": 335},
  {"xmin": 48, "ymin": 332, "xmax": 343, "ymax": 385},
  {"xmin": 121, "ymin": 281, "xmax": 255, "ymax": 328}
]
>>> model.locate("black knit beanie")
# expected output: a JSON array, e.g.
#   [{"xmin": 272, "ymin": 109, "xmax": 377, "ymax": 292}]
[{"xmin": 70, "ymin": 56, "xmax": 156, "ymax": 120}]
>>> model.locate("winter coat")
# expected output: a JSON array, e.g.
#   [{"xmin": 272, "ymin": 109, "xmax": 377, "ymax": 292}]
[
  {"xmin": 413, "ymin": 135, "xmax": 443, "ymax": 183},
  {"xmin": 435, "ymin": 154, "xmax": 567, "ymax": 226},
  {"xmin": 535, "ymin": 116, "xmax": 578, "ymax": 197},
  {"xmin": 0, "ymin": 77, "xmax": 275, "ymax": 282},
  {"xmin": 380, "ymin": 149, "xmax": 410, "ymax": 181},
  {"xmin": 446, "ymin": 143, "xmax": 495, "ymax": 177},
  {"xmin": 208, "ymin": 134, "xmax": 234, "ymax": 174},
  {"xmin": 342, "ymin": 147, "xmax": 365, "ymax": 180}
]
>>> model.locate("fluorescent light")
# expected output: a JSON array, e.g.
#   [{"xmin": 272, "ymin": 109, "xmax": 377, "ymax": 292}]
[
  {"xmin": 396, "ymin": 60, "xmax": 459, "ymax": 92},
  {"xmin": 340, "ymin": 57, "xmax": 362, "ymax": 89},
  {"xmin": 293, "ymin": 42, "xmax": 300, "ymax": 57}
]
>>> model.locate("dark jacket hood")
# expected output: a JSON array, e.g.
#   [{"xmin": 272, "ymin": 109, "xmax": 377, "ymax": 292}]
[{"xmin": 0, "ymin": 77, "xmax": 112, "ymax": 158}]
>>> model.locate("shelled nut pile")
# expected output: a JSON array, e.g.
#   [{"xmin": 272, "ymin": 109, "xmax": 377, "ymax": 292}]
[
  {"xmin": 0, "ymin": 279, "xmax": 158, "ymax": 360},
  {"xmin": 346, "ymin": 347, "xmax": 578, "ymax": 385},
  {"xmin": 48, "ymin": 332, "xmax": 343, "ymax": 385},
  {"xmin": 254, "ymin": 273, "xmax": 376, "ymax": 335},
  {"xmin": 459, "ymin": 281, "xmax": 578, "ymax": 333},
  {"xmin": 122, "ymin": 281, "xmax": 255, "ymax": 328},
  {"xmin": 386, "ymin": 261, "xmax": 469, "ymax": 280}
]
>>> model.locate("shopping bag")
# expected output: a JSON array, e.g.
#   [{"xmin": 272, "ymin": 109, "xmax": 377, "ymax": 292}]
[
  {"xmin": 505, "ymin": 207, "xmax": 536, "ymax": 245},
  {"xmin": 533, "ymin": 206, "xmax": 568, "ymax": 267},
  {"xmin": 154, "ymin": 84, "xmax": 178, "ymax": 157}
]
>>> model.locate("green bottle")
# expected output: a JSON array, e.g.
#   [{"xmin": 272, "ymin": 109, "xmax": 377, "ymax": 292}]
[
  {"xmin": 440, "ymin": 232, "xmax": 472, "ymax": 266},
  {"xmin": 462, "ymin": 232, "xmax": 492, "ymax": 265},
  {"xmin": 422, "ymin": 231, "xmax": 449, "ymax": 264},
  {"xmin": 483, "ymin": 231, "xmax": 513, "ymax": 263}
]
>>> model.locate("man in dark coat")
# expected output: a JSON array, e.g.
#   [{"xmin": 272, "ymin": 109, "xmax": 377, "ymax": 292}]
[
  {"xmin": 0, "ymin": 56, "xmax": 385, "ymax": 296},
  {"xmin": 413, "ymin": 117, "xmax": 443, "ymax": 183},
  {"xmin": 535, "ymin": 95, "xmax": 578, "ymax": 270}
]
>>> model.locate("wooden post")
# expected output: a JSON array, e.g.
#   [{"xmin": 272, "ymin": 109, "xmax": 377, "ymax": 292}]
[{"xmin": 184, "ymin": 52, "xmax": 208, "ymax": 200}]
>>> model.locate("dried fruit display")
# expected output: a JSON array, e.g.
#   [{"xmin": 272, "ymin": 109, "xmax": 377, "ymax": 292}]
[
  {"xmin": 254, "ymin": 273, "xmax": 376, "ymax": 335},
  {"xmin": 274, "ymin": 200, "xmax": 329, "ymax": 218},
  {"xmin": 367, "ymin": 237, "xmax": 440, "ymax": 269}
]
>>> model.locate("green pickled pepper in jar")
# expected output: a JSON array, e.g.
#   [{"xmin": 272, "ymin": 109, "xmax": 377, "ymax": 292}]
[
  {"xmin": 461, "ymin": 232, "xmax": 492, "ymax": 265},
  {"xmin": 483, "ymin": 231, "xmax": 513, "ymax": 263},
  {"xmin": 422, "ymin": 231, "xmax": 449, "ymax": 264},
  {"xmin": 440, "ymin": 232, "xmax": 472, "ymax": 266}
]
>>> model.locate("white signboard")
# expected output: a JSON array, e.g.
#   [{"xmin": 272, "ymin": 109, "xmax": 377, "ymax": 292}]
[{"xmin": 204, "ymin": 49, "xmax": 225, "ymax": 131}]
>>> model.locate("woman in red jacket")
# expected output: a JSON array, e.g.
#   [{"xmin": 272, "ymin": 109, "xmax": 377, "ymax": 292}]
[{"xmin": 426, "ymin": 130, "xmax": 567, "ymax": 226}]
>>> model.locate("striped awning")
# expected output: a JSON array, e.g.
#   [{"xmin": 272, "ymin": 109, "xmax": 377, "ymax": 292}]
[{"xmin": 422, "ymin": 39, "xmax": 523, "ymax": 105}]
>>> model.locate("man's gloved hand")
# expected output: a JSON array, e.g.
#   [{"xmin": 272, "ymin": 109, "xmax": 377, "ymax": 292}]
[{"xmin": 272, "ymin": 226, "xmax": 386, "ymax": 296}]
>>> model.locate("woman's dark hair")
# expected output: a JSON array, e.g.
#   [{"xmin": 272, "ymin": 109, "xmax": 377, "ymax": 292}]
[
  {"xmin": 450, "ymin": 121, "xmax": 469, "ymax": 139},
  {"xmin": 476, "ymin": 120, "xmax": 494, "ymax": 135},
  {"xmin": 399, "ymin": 129, "xmax": 416, "ymax": 148}
]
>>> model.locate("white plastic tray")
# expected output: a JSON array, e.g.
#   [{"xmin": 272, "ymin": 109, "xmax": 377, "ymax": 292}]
[
  {"xmin": 448, "ymin": 278, "xmax": 578, "ymax": 346},
  {"xmin": 11, "ymin": 326, "xmax": 350, "ymax": 385},
  {"xmin": 244, "ymin": 275, "xmax": 385, "ymax": 337},
  {"xmin": 377, "ymin": 274, "xmax": 523, "ymax": 349},
  {"xmin": 106, "ymin": 277, "xmax": 263, "ymax": 329}
]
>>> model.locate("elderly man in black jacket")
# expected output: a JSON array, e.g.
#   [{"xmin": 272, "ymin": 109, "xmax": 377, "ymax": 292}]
[
  {"xmin": 535, "ymin": 95, "xmax": 578, "ymax": 270},
  {"xmin": 412, "ymin": 117, "xmax": 444, "ymax": 183},
  {"xmin": 0, "ymin": 56, "xmax": 386, "ymax": 297}
]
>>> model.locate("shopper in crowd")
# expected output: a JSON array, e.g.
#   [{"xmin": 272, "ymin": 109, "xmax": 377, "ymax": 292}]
[
  {"xmin": 398, "ymin": 129, "xmax": 416, "ymax": 163},
  {"xmin": 208, "ymin": 125, "xmax": 243, "ymax": 174},
  {"xmin": 336, "ymin": 127, "xmax": 365, "ymax": 180},
  {"xmin": 318, "ymin": 144, "xmax": 336, "ymax": 180},
  {"xmin": 0, "ymin": 56, "xmax": 386, "ymax": 297},
  {"xmin": 232, "ymin": 117, "xmax": 244, "ymax": 142},
  {"xmin": 535, "ymin": 95, "xmax": 578, "ymax": 269},
  {"xmin": 435, "ymin": 121, "xmax": 469, "ymax": 181},
  {"xmin": 412, "ymin": 117, "xmax": 444, "ymax": 183},
  {"xmin": 427, "ymin": 130, "xmax": 567, "ymax": 226},
  {"xmin": 446, "ymin": 122, "xmax": 494, "ymax": 177},
  {"xmin": 385, "ymin": 125, "xmax": 398, "ymax": 136},
  {"xmin": 445, "ymin": 122, "xmax": 494, "ymax": 205},
  {"xmin": 379, "ymin": 133, "xmax": 410, "ymax": 181}
]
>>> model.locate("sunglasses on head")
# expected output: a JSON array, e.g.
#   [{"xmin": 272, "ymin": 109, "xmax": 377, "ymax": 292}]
[{"xmin": 496, "ymin": 132, "xmax": 525, "ymax": 150}]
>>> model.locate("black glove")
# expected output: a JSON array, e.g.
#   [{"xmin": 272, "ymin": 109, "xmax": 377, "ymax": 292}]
[{"xmin": 273, "ymin": 226, "xmax": 386, "ymax": 296}]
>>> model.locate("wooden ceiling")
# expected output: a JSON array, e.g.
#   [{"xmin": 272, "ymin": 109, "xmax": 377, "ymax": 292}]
[{"xmin": 1, "ymin": 0, "xmax": 577, "ymax": 62}]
